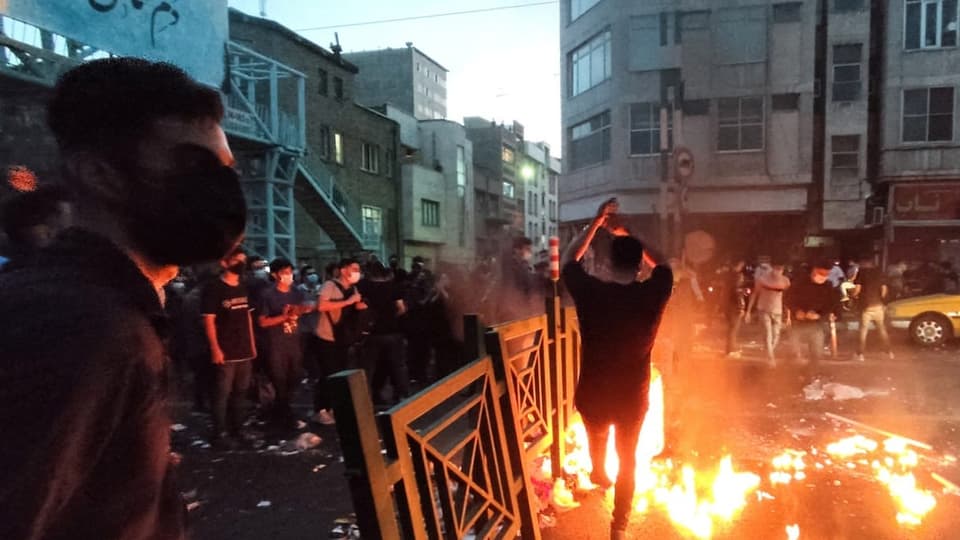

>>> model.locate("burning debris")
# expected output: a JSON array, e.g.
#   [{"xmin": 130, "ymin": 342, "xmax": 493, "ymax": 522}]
[{"xmin": 535, "ymin": 365, "xmax": 955, "ymax": 538}]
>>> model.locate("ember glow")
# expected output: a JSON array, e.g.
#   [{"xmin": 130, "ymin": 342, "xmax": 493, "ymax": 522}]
[
  {"xmin": 560, "ymin": 367, "xmax": 761, "ymax": 539},
  {"xmin": 548, "ymin": 366, "xmax": 946, "ymax": 537}
]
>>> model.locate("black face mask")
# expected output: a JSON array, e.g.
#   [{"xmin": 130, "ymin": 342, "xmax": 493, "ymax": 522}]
[{"xmin": 123, "ymin": 145, "xmax": 246, "ymax": 266}]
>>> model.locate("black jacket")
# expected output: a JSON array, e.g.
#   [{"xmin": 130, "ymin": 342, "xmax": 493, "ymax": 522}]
[{"xmin": 0, "ymin": 229, "xmax": 185, "ymax": 540}]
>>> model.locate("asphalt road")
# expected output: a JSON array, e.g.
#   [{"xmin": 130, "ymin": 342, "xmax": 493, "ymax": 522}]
[{"xmin": 170, "ymin": 325, "xmax": 960, "ymax": 540}]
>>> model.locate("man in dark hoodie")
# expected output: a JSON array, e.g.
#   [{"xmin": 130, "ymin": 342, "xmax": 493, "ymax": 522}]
[{"xmin": 0, "ymin": 58, "xmax": 245, "ymax": 539}]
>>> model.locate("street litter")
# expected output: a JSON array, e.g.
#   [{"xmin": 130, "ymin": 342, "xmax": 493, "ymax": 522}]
[
  {"xmin": 803, "ymin": 380, "xmax": 868, "ymax": 401},
  {"xmin": 296, "ymin": 420, "xmax": 307, "ymax": 430},
  {"xmin": 296, "ymin": 432, "xmax": 322, "ymax": 450},
  {"xmin": 256, "ymin": 500, "xmax": 271, "ymax": 508},
  {"xmin": 170, "ymin": 423, "xmax": 187, "ymax": 432},
  {"xmin": 312, "ymin": 464, "xmax": 327, "ymax": 473},
  {"xmin": 186, "ymin": 501, "xmax": 201, "ymax": 511}
]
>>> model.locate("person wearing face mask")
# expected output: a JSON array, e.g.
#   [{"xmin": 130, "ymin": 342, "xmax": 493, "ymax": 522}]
[
  {"xmin": 257, "ymin": 258, "xmax": 313, "ymax": 431},
  {"xmin": 785, "ymin": 262, "xmax": 842, "ymax": 369},
  {"xmin": 202, "ymin": 248, "xmax": 257, "ymax": 447},
  {"xmin": 496, "ymin": 236, "xmax": 541, "ymax": 323},
  {"xmin": 312, "ymin": 258, "xmax": 367, "ymax": 425},
  {"xmin": 0, "ymin": 58, "xmax": 245, "ymax": 540}
]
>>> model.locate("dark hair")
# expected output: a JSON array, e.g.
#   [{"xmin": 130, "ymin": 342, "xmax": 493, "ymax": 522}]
[
  {"xmin": 610, "ymin": 236, "xmax": 644, "ymax": 271},
  {"xmin": 512, "ymin": 236, "xmax": 533, "ymax": 251},
  {"xmin": 412, "ymin": 255, "xmax": 425, "ymax": 265},
  {"xmin": 338, "ymin": 257, "xmax": 359, "ymax": 270},
  {"xmin": 269, "ymin": 257, "xmax": 294, "ymax": 274},
  {"xmin": 301, "ymin": 265, "xmax": 315, "ymax": 275},
  {"xmin": 47, "ymin": 58, "xmax": 223, "ymax": 170},
  {"xmin": 1, "ymin": 186, "xmax": 71, "ymax": 245}
]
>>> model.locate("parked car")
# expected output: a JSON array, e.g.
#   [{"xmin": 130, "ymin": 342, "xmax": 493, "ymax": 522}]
[{"xmin": 886, "ymin": 294, "xmax": 960, "ymax": 347}]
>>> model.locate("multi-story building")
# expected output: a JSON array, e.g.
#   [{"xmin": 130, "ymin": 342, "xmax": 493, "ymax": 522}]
[
  {"xmin": 522, "ymin": 141, "xmax": 561, "ymax": 252},
  {"xmin": 875, "ymin": 0, "xmax": 960, "ymax": 266},
  {"xmin": 465, "ymin": 117, "xmax": 526, "ymax": 258},
  {"xmin": 379, "ymin": 104, "xmax": 476, "ymax": 268},
  {"xmin": 230, "ymin": 9, "xmax": 400, "ymax": 266},
  {"xmin": 345, "ymin": 45, "xmax": 448, "ymax": 120},
  {"xmin": 559, "ymin": 1, "xmax": 819, "ymax": 259}
]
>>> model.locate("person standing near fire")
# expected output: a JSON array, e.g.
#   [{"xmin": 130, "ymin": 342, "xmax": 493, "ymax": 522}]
[{"xmin": 561, "ymin": 198, "xmax": 673, "ymax": 540}]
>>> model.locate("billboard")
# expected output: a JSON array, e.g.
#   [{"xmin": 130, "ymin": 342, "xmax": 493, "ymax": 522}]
[
  {"xmin": 0, "ymin": 0, "xmax": 227, "ymax": 87},
  {"xmin": 890, "ymin": 182, "xmax": 960, "ymax": 222}
]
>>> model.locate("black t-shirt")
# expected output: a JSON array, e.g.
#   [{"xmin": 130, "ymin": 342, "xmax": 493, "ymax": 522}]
[
  {"xmin": 359, "ymin": 278, "xmax": 403, "ymax": 335},
  {"xmin": 201, "ymin": 278, "xmax": 255, "ymax": 362},
  {"xmin": 854, "ymin": 267, "xmax": 886, "ymax": 308},
  {"xmin": 259, "ymin": 286, "xmax": 306, "ymax": 349},
  {"xmin": 786, "ymin": 278, "xmax": 841, "ymax": 320},
  {"xmin": 562, "ymin": 261, "xmax": 673, "ymax": 423}
]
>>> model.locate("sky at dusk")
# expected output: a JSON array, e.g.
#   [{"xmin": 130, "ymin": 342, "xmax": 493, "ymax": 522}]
[{"xmin": 228, "ymin": 0, "xmax": 562, "ymax": 152}]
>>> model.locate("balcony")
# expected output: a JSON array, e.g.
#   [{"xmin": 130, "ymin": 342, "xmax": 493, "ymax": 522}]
[{"xmin": 223, "ymin": 41, "xmax": 305, "ymax": 152}]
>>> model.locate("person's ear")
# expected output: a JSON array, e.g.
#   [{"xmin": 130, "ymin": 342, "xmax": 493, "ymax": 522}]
[{"xmin": 63, "ymin": 151, "xmax": 128, "ymax": 206}]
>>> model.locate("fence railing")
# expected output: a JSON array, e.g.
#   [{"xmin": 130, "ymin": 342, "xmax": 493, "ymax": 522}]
[{"xmin": 329, "ymin": 297, "xmax": 581, "ymax": 539}]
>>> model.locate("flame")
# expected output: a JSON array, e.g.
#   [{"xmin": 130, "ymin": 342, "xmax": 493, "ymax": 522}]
[
  {"xmin": 563, "ymin": 367, "xmax": 760, "ymax": 539},
  {"xmin": 825, "ymin": 435, "xmax": 937, "ymax": 527}
]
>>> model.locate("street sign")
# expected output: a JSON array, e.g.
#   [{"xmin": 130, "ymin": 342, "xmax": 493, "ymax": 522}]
[{"xmin": 674, "ymin": 147, "xmax": 695, "ymax": 181}]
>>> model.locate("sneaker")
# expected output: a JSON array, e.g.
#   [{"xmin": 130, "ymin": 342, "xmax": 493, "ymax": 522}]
[
  {"xmin": 590, "ymin": 471, "xmax": 613, "ymax": 490},
  {"xmin": 312, "ymin": 409, "xmax": 336, "ymax": 425},
  {"xmin": 888, "ymin": 352, "xmax": 896, "ymax": 361},
  {"xmin": 853, "ymin": 353, "xmax": 865, "ymax": 362}
]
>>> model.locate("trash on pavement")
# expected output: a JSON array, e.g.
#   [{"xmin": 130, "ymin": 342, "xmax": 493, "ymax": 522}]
[
  {"xmin": 186, "ymin": 501, "xmax": 201, "ymax": 512},
  {"xmin": 296, "ymin": 432, "xmax": 323, "ymax": 450},
  {"xmin": 256, "ymin": 500, "xmax": 272, "ymax": 508},
  {"xmin": 170, "ymin": 423, "xmax": 187, "ymax": 432},
  {"xmin": 823, "ymin": 383, "xmax": 865, "ymax": 401}
]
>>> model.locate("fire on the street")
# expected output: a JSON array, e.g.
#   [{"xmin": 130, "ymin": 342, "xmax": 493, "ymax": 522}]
[{"xmin": 544, "ymin": 366, "xmax": 949, "ymax": 539}]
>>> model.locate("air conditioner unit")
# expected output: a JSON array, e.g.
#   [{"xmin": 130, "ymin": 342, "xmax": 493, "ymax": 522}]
[{"xmin": 870, "ymin": 206, "xmax": 885, "ymax": 226}]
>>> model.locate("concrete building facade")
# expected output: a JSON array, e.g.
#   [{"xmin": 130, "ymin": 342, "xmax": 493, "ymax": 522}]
[
  {"xmin": 522, "ymin": 141, "xmax": 561, "ymax": 252},
  {"xmin": 345, "ymin": 45, "xmax": 448, "ymax": 120},
  {"xmin": 230, "ymin": 10, "xmax": 401, "ymax": 267},
  {"xmin": 559, "ymin": 0, "xmax": 819, "ymax": 258},
  {"xmin": 465, "ymin": 117, "xmax": 527, "ymax": 258},
  {"xmin": 381, "ymin": 104, "xmax": 476, "ymax": 269}
]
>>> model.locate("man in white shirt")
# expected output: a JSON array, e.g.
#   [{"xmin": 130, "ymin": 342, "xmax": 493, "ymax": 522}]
[{"xmin": 746, "ymin": 262, "xmax": 791, "ymax": 367}]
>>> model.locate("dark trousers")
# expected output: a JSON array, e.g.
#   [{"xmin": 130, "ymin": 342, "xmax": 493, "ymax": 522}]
[
  {"xmin": 726, "ymin": 310, "xmax": 743, "ymax": 354},
  {"xmin": 583, "ymin": 416, "xmax": 644, "ymax": 531},
  {"xmin": 313, "ymin": 338, "xmax": 349, "ymax": 411},
  {"xmin": 361, "ymin": 333, "xmax": 410, "ymax": 404},
  {"xmin": 212, "ymin": 360, "xmax": 253, "ymax": 436},
  {"xmin": 301, "ymin": 333, "xmax": 322, "ymax": 379},
  {"xmin": 189, "ymin": 353, "xmax": 214, "ymax": 410},
  {"xmin": 265, "ymin": 339, "xmax": 302, "ymax": 425}
]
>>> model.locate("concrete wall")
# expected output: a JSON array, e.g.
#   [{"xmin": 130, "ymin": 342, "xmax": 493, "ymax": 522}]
[
  {"xmin": 559, "ymin": 0, "xmax": 817, "ymax": 223},
  {"xmin": 345, "ymin": 48, "xmax": 415, "ymax": 115},
  {"xmin": 230, "ymin": 11, "xmax": 401, "ymax": 258}
]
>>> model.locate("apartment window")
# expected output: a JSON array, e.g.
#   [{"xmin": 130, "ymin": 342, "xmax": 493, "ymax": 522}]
[
  {"xmin": 630, "ymin": 102, "xmax": 672, "ymax": 156},
  {"xmin": 318, "ymin": 68, "xmax": 328, "ymax": 96},
  {"xmin": 502, "ymin": 146, "xmax": 515, "ymax": 163},
  {"xmin": 528, "ymin": 192, "xmax": 535, "ymax": 213},
  {"xmin": 334, "ymin": 132, "xmax": 344, "ymax": 165},
  {"xmin": 421, "ymin": 199, "xmax": 440, "ymax": 227},
  {"xmin": 334, "ymin": 76, "xmax": 344, "ymax": 99},
  {"xmin": 831, "ymin": 135, "xmax": 860, "ymax": 182},
  {"xmin": 317, "ymin": 126, "xmax": 331, "ymax": 159},
  {"xmin": 833, "ymin": 0, "xmax": 865, "ymax": 11},
  {"xmin": 903, "ymin": 87, "xmax": 955, "ymax": 142},
  {"xmin": 549, "ymin": 175, "xmax": 557, "ymax": 195},
  {"xmin": 456, "ymin": 145, "xmax": 467, "ymax": 198},
  {"xmin": 905, "ymin": 0, "xmax": 959, "ymax": 49},
  {"xmin": 502, "ymin": 181, "xmax": 515, "ymax": 198},
  {"xmin": 570, "ymin": 0, "xmax": 602, "ymax": 21},
  {"xmin": 384, "ymin": 148, "xmax": 394, "ymax": 177},
  {"xmin": 569, "ymin": 111, "xmax": 611, "ymax": 170},
  {"xmin": 416, "ymin": 62, "xmax": 421, "ymax": 72},
  {"xmin": 773, "ymin": 2, "xmax": 803, "ymax": 22},
  {"xmin": 570, "ymin": 30, "xmax": 612, "ymax": 96},
  {"xmin": 362, "ymin": 205, "xmax": 383, "ymax": 241},
  {"xmin": 718, "ymin": 97, "xmax": 764, "ymax": 151},
  {"xmin": 680, "ymin": 10, "xmax": 710, "ymax": 29},
  {"xmin": 832, "ymin": 44, "xmax": 862, "ymax": 101},
  {"xmin": 361, "ymin": 142, "xmax": 380, "ymax": 173},
  {"xmin": 772, "ymin": 93, "xmax": 800, "ymax": 111}
]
